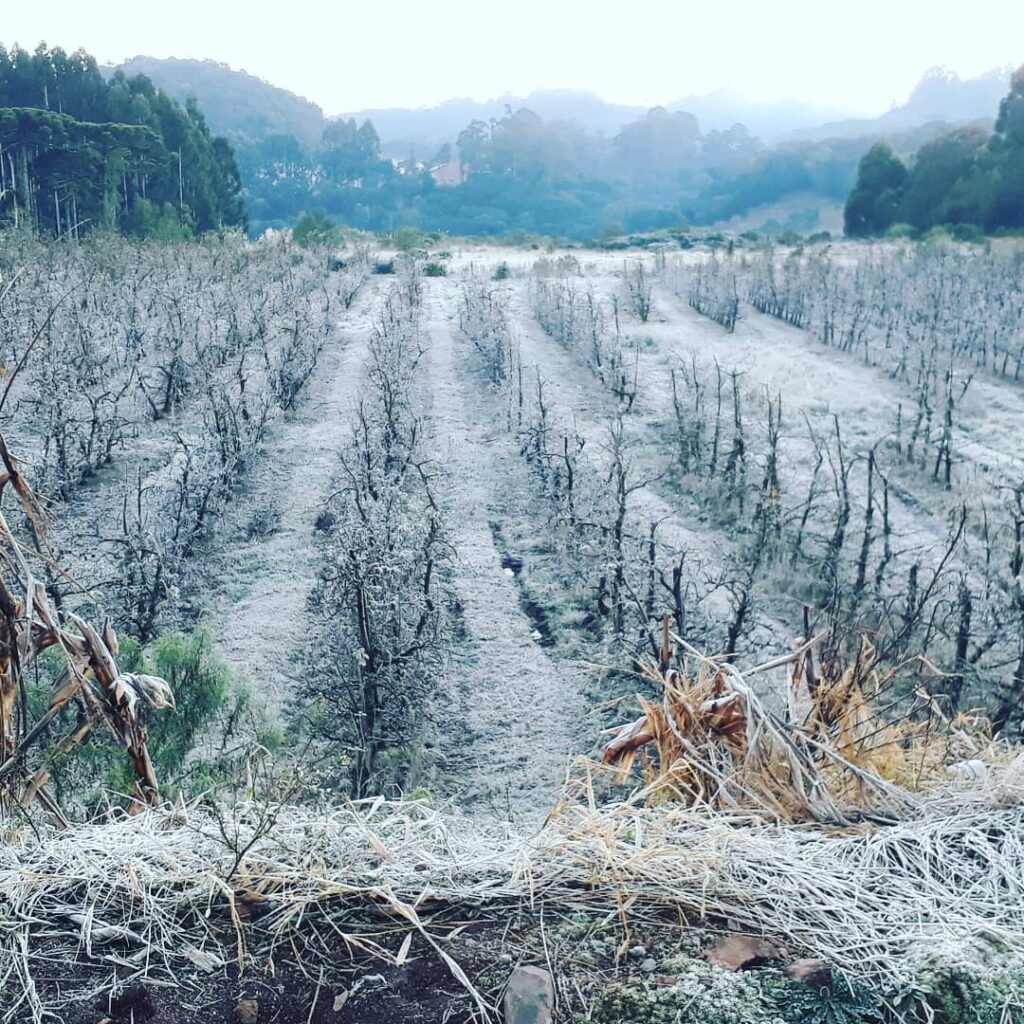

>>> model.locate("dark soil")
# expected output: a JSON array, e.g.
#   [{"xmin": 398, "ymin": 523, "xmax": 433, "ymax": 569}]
[{"xmin": 53, "ymin": 934, "xmax": 496, "ymax": 1024}]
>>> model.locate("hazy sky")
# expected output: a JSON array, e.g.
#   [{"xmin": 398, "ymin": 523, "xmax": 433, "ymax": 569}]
[{"xmin": 3, "ymin": 0, "xmax": 1022, "ymax": 116}]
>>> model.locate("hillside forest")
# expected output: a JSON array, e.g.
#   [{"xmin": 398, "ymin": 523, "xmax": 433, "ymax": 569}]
[
  {"xmin": 845, "ymin": 66, "xmax": 1024, "ymax": 236},
  {"xmin": 0, "ymin": 44, "xmax": 244, "ymax": 238},
  {"xmin": 2, "ymin": 45, "xmax": 1022, "ymax": 242}
]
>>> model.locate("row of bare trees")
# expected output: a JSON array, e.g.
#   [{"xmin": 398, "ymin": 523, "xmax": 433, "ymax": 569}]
[
  {"xmin": 675, "ymin": 253, "xmax": 740, "ymax": 332},
  {"xmin": 457, "ymin": 267, "xmax": 517, "ymax": 386},
  {"xmin": 519, "ymin": 378, "xmax": 679, "ymax": 646},
  {"xmin": 303, "ymin": 262, "xmax": 453, "ymax": 797},
  {"xmin": 671, "ymin": 242, "xmax": 1024, "ymax": 494},
  {"xmin": 675, "ymin": 242, "xmax": 1024, "ymax": 385},
  {"xmin": 510, "ymin": 249, "xmax": 1024, "ymax": 731},
  {"xmin": 0, "ymin": 233, "xmax": 369, "ymax": 638},
  {"xmin": 529, "ymin": 259, "xmax": 639, "ymax": 409},
  {"xmin": 665, "ymin": 346, "xmax": 1024, "ymax": 730}
]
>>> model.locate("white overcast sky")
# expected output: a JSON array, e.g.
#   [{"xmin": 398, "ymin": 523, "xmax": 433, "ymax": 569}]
[{"xmin": 3, "ymin": 0, "xmax": 1023, "ymax": 116}]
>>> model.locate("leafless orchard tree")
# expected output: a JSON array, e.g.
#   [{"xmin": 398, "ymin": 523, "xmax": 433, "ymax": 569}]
[
  {"xmin": 680, "ymin": 252, "xmax": 740, "ymax": 332},
  {"xmin": 621, "ymin": 259, "xmax": 653, "ymax": 323},
  {"xmin": 529, "ymin": 261, "xmax": 638, "ymax": 409}
]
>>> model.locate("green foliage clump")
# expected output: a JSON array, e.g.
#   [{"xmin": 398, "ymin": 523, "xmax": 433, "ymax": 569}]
[
  {"xmin": 768, "ymin": 978, "xmax": 884, "ymax": 1024},
  {"xmin": 589, "ymin": 964, "xmax": 910, "ymax": 1024},
  {"xmin": 422, "ymin": 261, "xmax": 447, "ymax": 277},
  {"xmin": 947, "ymin": 222, "xmax": 985, "ymax": 243},
  {"xmin": 922, "ymin": 225, "xmax": 955, "ymax": 244},
  {"xmin": 122, "ymin": 198, "xmax": 192, "ymax": 241},
  {"xmin": 292, "ymin": 209, "xmax": 342, "ymax": 248},
  {"xmin": 392, "ymin": 226, "xmax": 425, "ymax": 251},
  {"xmin": 28, "ymin": 629, "xmax": 256, "ymax": 807},
  {"xmin": 146, "ymin": 632, "xmax": 230, "ymax": 771},
  {"xmin": 843, "ymin": 65, "xmax": 1024, "ymax": 238},
  {"xmin": 131, "ymin": 630, "xmax": 275, "ymax": 798},
  {"xmin": 844, "ymin": 143, "xmax": 908, "ymax": 237},
  {"xmin": 591, "ymin": 962, "xmax": 780, "ymax": 1024},
  {"xmin": 907, "ymin": 946, "xmax": 1024, "ymax": 1024}
]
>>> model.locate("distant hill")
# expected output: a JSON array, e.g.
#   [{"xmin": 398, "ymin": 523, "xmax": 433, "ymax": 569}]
[
  {"xmin": 792, "ymin": 66, "xmax": 1012, "ymax": 141},
  {"xmin": 899, "ymin": 65, "xmax": 1012, "ymax": 123},
  {"xmin": 114, "ymin": 57, "xmax": 327, "ymax": 146},
  {"xmin": 342, "ymin": 68, "xmax": 1009, "ymax": 154},
  {"xmin": 340, "ymin": 89, "xmax": 649, "ymax": 158},
  {"xmin": 667, "ymin": 89, "xmax": 856, "ymax": 140},
  {"xmin": 107, "ymin": 59, "xmax": 1013, "ymax": 159},
  {"xmin": 342, "ymin": 89, "xmax": 861, "ymax": 155}
]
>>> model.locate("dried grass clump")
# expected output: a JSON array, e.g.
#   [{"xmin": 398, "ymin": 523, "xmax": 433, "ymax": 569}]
[
  {"xmin": 0, "ymin": 433, "xmax": 173, "ymax": 819},
  {"xmin": 3, "ymin": 770, "xmax": 1024, "ymax": 1022},
  {"xmin": 602, "ymin": 623, "xmax": 1005, "ymax": 824}
]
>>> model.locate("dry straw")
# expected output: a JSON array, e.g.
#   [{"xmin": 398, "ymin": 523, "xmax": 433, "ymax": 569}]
[
  {"xmin": 2, "ymin": 753, "xmax": 1023, "ymax": 1022},
  {"xmin": 601, "ymin": 622, "xmax": 1005, "ymax": 824},
  {"xmin": 0, "ymin": 430, "xmax": 173, "ymax": 817}
]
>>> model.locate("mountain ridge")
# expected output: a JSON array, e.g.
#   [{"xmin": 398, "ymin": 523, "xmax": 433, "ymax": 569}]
[
  {"xmin": 115, "ymin": 57, "xmax": 1012, "ymax": 153},
  {"xmin": 113, "ymin": 55, "xmax": 327, "ymax": 145}
]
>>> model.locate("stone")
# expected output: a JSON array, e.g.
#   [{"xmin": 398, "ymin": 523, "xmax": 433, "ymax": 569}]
[
  {"xmin": 640, "ymin": 958, "xmax": 657, "ymax": 973},
  {"xmin": 703, "ymin": 934, "xmax": 785, "ymax": 970},
  {"xmin": 235, "ymin": 998, "xmax": 259, "ymax": 1024},
  {"xmin": 784, "ymin": 958, "xmax": 831, "ymax": 987},
  {"xmin": 504, "ymin": 965, "xmax": 554, "ymax": 1024}
]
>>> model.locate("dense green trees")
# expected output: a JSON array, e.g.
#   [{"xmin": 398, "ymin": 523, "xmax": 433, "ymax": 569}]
[
  {"xmin": 843, "ymin": 143, "xmax": 908, "ymax": 235},
  {"xmin": 613, "ymin": 106, "xmax": 699, "ymax": 183},
  {"xmin": 6, "ymin": 43, "xmax": 998, "ymax": 242},
  {"xmin": 900, "ymin": 128, "xmax": 989, "ymax": 229},
  {"xmin": 321, "ymin": 117, "xmax": 384, "ymax": 182},
  {"xmin": 42, "ymin": 45, "xmax": 1001, "ymax": 243},
  {"xmin": 988, "ymin": 66, "xmax": 1024, "ymax": 228},
  {"xmin": 0, "ymin": 44, "xmax": 244, "ymax": 237},
  {"xmin": 844, "ymin": 65, "xmax": 1024, "ymax": 237},
  {"xmin": 237, "ymin": 100, "xmax": 935, "ymax": 241},
  {"xmin": 242, "ymin": 104, "xmax": 722, "ymax": 238}
]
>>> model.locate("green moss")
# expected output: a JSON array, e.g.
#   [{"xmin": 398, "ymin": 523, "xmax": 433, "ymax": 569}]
[
  {"xmin": 589, "ymin": 960, "xmax": 785, "ymax": 1024},
  {"xmin": 910, "ymin": 951, "xmax": 1024, "ymax": 1024},
  {"xmin": 768, "ymin": 976, "xmax": 885, "ymax": 1024},
  {"xmin": 582, "ymin": 948, "xmax": 1024, "ymax": 1024}
]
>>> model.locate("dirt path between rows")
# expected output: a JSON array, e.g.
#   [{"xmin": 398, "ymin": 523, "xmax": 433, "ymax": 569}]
[
  {"xmin": 422, "ymin": 278, "xmax": 590, "ymax": 820},
  {"xmin": 204, "ymin": 281, "xmax": 381, "ymax": 713}
]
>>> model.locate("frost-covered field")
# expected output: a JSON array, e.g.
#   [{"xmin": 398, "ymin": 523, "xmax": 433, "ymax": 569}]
[{"xmin": 3, "ymin": 234, "xmax": 1023, "ymax": 819}]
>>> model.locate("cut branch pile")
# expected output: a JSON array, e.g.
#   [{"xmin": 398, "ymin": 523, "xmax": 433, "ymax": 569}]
[
  {"xmin": 0, "ymin": 433, "xmax": 173, "ymax": 819},
  {"xmin": 602, "ymin": 620, "xmax": 1003, "ymax": 824}
]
